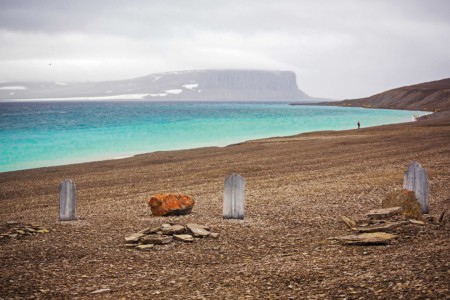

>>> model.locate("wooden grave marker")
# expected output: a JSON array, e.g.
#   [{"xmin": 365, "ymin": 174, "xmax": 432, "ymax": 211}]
[
  {"xmin": 223, "ymin": 173, "xmax": 245, "ymax": 219},
  {"xmin": 403, "ymin": 161, "xmax": 429, "ymax": 213},
  {"xmin": 59, "ymin": 179, "xmax": 77, "ymax": 221}
]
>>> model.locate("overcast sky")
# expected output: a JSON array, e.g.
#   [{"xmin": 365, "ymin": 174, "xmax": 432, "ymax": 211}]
[{"xmin": 0, "ymin": 0, "xmax": 449, "ymax": 99}]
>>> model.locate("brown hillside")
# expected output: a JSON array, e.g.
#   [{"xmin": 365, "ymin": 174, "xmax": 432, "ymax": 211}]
[{"xmin": 321, "ymin": 78, "xmax": 450, "ymax": 112}]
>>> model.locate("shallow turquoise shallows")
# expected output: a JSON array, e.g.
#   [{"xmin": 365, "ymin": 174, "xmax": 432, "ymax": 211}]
[{"xmin": 0, "ymin": 101, "xmax": 426, "ymax": 172}]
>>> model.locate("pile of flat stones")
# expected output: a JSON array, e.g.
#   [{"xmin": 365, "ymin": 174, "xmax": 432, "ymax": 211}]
[
  {"xmin": 330, "ymin": 207, "xmax": 425, "ymax": 245},
  {"xmin": 0, "ymin": 221, "xmax": 49, "ymax": 241},
  {"xmin": 124, "ymin": 223, "xmax": 219, "ymax": 250}
]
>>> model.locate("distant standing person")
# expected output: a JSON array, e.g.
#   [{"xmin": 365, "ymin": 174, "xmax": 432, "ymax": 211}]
[{"xmin": 357, "ymin": 121, "xmax": 360, "ymax": 129}]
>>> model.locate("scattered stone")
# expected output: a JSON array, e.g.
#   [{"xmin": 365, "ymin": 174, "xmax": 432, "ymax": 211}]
[
  {"xmin": 1, "ymin": 222, "xmax": 50, "ymax": 241},
  {"xmin": 341, "ymin": 215, "xmax": 357, "ymax": 229},
  {"xmin": 124, "ymin": 233, "xmax": 145, "ymax": 243},
  {"xmin": 161, "ymin": 224, "xmax": 186, "ymax": 235},
  {"xmin": 187, "ymin": 223, "xmax": 210, "ymax": 237},
  {"xmin": 329, "ymin": 232, "xmax": 397, "ymax": 245},
  {"xmin": 173, "ymin": 234, "xmax": 194, "ymax": 242},
  {"xmin": 367, "ymin": 207, "xmax": 403, "ymax": 219},
  {"xmin": 409, "ymin": 219, "xmax": 425, "ymax": 226},
  {"xmin": 140, "ymin": 234, "xmax": 173, "ymax": 245},
  {"xmin": 383, "ymin": 189, "xmax": 423, "ymax": 220},
  {"xmin": 91, "ymin": 288, "xmax": 111, "ymax": 294},
  {"xmin": 136, "ymin": 244, "xmax": 155, "ymax": 251},
  {"xmin": 148, "ymin": 193, "xmax": 195, "ymax": 216},
  {"xmin": 209, "ymin": 232, "xmax": 220, "ymax": 239}
]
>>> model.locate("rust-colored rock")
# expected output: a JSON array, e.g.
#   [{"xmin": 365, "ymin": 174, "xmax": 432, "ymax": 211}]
[
  {"xmin": 148, "ymin": 193, "xmax": 195, "ymax": 216},
  {"xmin": 382, "ymin": 189, "xmax": 423, "ymax": 220}
]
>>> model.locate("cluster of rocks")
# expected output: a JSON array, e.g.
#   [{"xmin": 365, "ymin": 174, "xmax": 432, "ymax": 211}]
[
  {"xmin": 124, "ymin": 223, "xmax": 219, "ymax": 250},
  {"xmin": 330, "ymin": 206, "xmax": 425, "ymax": 245},
  {"xmin": 0, "ymin": 221, "xmax": 49, "ymax": 240}
]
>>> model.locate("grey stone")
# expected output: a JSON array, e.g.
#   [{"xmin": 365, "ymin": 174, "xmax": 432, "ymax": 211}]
[
  {"xmin": 223, "ymin": 173, "xmax": 245, "ymax": 219},
  {"xmin": 403, "ymin": 161, "xmax": 430, "ymax": 213},
  {"xmin": 91, "ymin": 288, "xmax": 111, "ymax": 294},
  {"xmin": 161, "ymin": 224, "xmax": 185, "ymax": 235},
  {"xmin": 209, "ymin": 232, "xmax": 220, "ymax": 239},
  {"xmin": 139, "ymin": 226, "xmax": 160, "ymax": 234},
  {"xmin": 59, "ymin": 179, "xmax": 77, "ymax": 221},
  {"xmin": 140, "ymin": 234, "xmax": 173, "ymax": 245},
  {"xmin": 136, "ymin": 244, "xmax": 154, "ymax": 251},
  {"xmin": 124, "ymin": 233, "xmax": 145, "ymax": 243},
  {"xmin": 186, "ymin": 223, "xmax": 210, "ymax": 237}
]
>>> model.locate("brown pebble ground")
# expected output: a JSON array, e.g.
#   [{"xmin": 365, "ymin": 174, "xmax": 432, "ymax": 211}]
[{"xmin": 0, "ymin": 113, "xmax": 449, "ymax": 299}]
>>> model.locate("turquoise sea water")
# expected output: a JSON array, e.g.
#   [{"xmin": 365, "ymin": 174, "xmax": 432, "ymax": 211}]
[{"xmin": 0, "ymin": 101, "xmax": 426, "ymax": 172}]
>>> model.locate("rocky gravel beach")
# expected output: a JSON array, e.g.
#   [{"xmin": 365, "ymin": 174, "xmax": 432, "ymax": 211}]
[{"xmin": 1, "ymin": 114, "xmax": 449, "ymax": 299}]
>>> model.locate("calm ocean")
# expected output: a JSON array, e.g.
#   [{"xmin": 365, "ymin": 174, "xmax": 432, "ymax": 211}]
[{"xmin": 0, "ymin": 101, "xmax": 426, "ymax": 172}]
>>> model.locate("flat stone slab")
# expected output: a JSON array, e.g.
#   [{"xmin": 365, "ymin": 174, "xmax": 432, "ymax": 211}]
[
  {"xmin": 341, "ymin": 215, "xmax": 357, "ymax": 229},
  {"xmin": 161, "ymin": 224, "xmax": 186, "ymax": 235},
  {"xmin": 140, "ymin": 234, "xmax": 173, "ymax": 245},
  {"xmin": 329, "ymin": 232, "xmax": 397, "ymax": 245},
  {"xmin": 367, "ymin": 207, "xmax": 403, "ymax": 219},
  {"xmin": 124, "ymin": 233, "xmax": 145, "ymax": 243},
  {"xmin": 173, "ymin": 234, "xmax": 194, "ymax": 242},
  {"xmin": 136, "ymin": 244, "xmax": 155, "ymax": 251},
  {"xmin": 186, "ymin": 223, "xmax": 210, "ymax": 237}
]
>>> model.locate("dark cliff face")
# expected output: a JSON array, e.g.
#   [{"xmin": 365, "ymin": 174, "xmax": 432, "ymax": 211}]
[
  {"xmin": 0, "ymin": 70, "xmax": 311, "ymax": 101},
  {"xmin": 321, "ymin": 78, "xmax": 450, "ymax": 112}
]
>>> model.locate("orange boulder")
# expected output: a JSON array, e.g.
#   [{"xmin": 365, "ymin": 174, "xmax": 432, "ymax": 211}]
[{"xmin": 148, "ymin": 193, "xmax": 195, "ymax": 216}]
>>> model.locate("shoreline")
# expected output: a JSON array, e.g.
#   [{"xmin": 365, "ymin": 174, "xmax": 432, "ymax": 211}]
[
  {"xmin": 0, "ymin": 103, "xmax": 430, "ymax": 173},
  {"xmin": 0, "ymin": 112, "xmax": 428, "ymax": 174},
  {"xmin": 1, "ymin": 108, "xmax": 449, "ymax": 298}
]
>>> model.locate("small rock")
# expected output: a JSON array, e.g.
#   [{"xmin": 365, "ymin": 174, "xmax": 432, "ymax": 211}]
[
  {"xmin": 148, "ymin": 193, "xmax": 195, "ymax": 216},
  {"xmin": 140, "ymin": 234, "xmax": 173, "ymax": 245},
  {"xmin": 36, "ymin": 229, "xmax": 49, "ymax": 233},
  {"xmin": 367, "ymin": 207, "xmax": 403, "ymax": 219},
  {"xmin": 124, "ymin": 233, "xmax": 145, "ymax": 243},
  {"xmin": 173, "ymin": 234, "xmax": 194, "ymax": 242},
  {"xmin": 136, "ymin": 244, "xmax": 154, "ymax": 251},
  {"xmin": 383, "ymin": 189, "xmax": 423, "ymax": 219},
  {"xmin": 16, "ymin": 230, "xmax": 26, "ymax": 235},
  {"xmin": 409, "ymin": 219, "xmax": 425, "ymax": 226},
  {"xmin": 124, "ymin": 244, "xmax": 137, "ymax": 248},
  {"xmin": 91, "ymin": 288, "xmax": 111, "ymax": 294},
  {"xmin": 186, "ymin": 223, "xmax": 210, "ymax": 237},
  {"xmin": 209, "ymin": 232, "xmax": 220, "ymax": 239},
  {"xmin": 341, "ymin": 215, "xmax": 357, "ymax": 229},
  {"xmin": 6, "ymin": 221, "xmax": 19, "ymax": 226}
]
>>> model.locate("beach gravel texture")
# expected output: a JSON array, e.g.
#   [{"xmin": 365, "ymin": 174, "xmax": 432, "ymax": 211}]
[{"xmin": 0, "ymin": 115, "xmax": 449, "ymax": 299}]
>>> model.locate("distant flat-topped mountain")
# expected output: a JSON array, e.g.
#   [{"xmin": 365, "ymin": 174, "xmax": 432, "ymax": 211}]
[
  {"xmin": 0, "ymin": 70, "xmax": 313, "ymax": 102},
  {"xmin": 319, "ymin": 78, "xmax": 450, "ymax": 112}
]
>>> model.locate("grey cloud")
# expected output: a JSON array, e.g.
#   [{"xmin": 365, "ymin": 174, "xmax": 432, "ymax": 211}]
[{"xmin": 0, "ymin": 0, "xmax": 449, "ymax": 98}]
